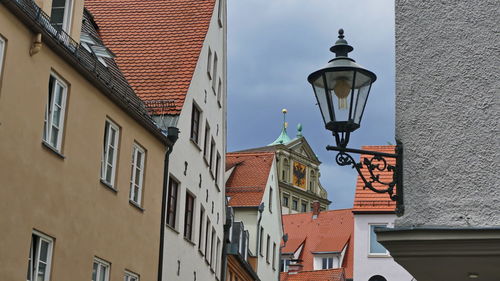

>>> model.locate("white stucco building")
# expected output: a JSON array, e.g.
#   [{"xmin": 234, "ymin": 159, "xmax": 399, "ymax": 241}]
[
  {"xmin": 226, "ymin": 151, "xmax": 284, "ymax": 281},
  {"xmin": 352, "ymin": 146, "xmax": 413, "ymax": 281},
  {"xmin": 86, "ymin": 1, "xmax": 227, "ymax": 280}
]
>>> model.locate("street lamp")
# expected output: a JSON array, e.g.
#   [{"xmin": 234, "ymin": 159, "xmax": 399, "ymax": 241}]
[{"xmin": 308, "ymin": 29, "xmax": 404, "ymax": 215}]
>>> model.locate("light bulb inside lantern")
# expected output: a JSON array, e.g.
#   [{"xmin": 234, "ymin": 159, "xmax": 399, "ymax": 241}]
[{"xmin": 333, "ymin": 79, "xmax": 351, "ymax": 109}]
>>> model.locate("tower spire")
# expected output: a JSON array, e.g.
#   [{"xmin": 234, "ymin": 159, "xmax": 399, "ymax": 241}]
[{"xmin": 268, "ymin": 109, "xmax": 292, "ymax": 146}]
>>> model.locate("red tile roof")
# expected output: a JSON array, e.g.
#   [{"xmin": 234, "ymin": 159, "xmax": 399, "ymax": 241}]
[
  {"xmin": 353, "ymin": 146, "xmax": 397, "ymax": 213},
  {"xmin": 84, "ymin": 0, "xmax": 216, "ymax": 115},
  {"xmin": 280, "ymin": 268, "xmax": 346, "ymax": 281},
  {"xmin": 282, "ymin": 209, "xmax": 354, "ymax": 279},
  {"xmin": 226, "ymin": 152, "xmax": 275, "ymax": 207}
]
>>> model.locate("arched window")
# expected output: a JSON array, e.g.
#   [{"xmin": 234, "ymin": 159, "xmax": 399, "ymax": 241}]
[
  {"xmin": 282, "ymin": 159, "xmax": 290, "ymax": 182},
  {"xmin": 368, "ymin": 275, "xmax": 387, "ymax": 281},
  {"xmin": 309, "ymin": 170, "xmax": 316, "ymax": 192}
]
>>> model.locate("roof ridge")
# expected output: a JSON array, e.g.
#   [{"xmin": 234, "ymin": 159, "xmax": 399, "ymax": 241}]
[{"xmin": 227, "ymin": 151, "xmax": 275, "ymax": 156}]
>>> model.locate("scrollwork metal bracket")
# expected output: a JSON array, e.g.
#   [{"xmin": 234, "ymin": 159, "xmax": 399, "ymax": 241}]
[{"xmin": 327, "ymin": 140, "xmax": 404, "ymax": 216}]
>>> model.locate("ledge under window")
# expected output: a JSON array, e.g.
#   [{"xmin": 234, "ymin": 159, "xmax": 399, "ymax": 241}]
[
  {"xmin": 129, "ymin": 200, "xmax": 145, "ymax": 212},
  {"xmin": 41, "ymin": 141, "xmax": 65, "ymax": 159},
  {"xmin": 190, "ymin": 138, "xmax": 202, "ymax": 151},
  {"xmin": 184, "ymin": 237, "xmax": 196, "ymax": 246},
  {"xmin": 100, "ymin": 179, "xmax": 118, "ymax": 193},
  {"xmin": 166, "ymin": 223, "xmax": 179, "ymax": 235}
]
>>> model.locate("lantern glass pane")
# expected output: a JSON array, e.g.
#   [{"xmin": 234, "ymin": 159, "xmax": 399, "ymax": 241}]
[
  {"xmin": 312, "ymin": 76, "xmax": 332, "ymax": 125},
  {"xmin": 353, "ymin": 82, "xmax": 371, "ymax": 124},
  {"xmin": 325, "ymin": 70, "xmax": 355, "ymax": 122}
]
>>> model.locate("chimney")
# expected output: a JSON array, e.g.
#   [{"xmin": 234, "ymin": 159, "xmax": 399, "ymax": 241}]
[{"xmin": 312, "ymin": 201, "xmax": 321, "ymax": 219}]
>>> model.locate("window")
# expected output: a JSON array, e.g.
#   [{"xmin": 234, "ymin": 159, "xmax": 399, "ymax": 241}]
[
  {"xmin": 280, "ymin": 259, "xmax": 291, "ymax": 272},
  {"xmin": 92, "ymin": 258, "xmax": 110, "ymax": 281},
  {"xmin": 272, "ymin": 242, "xmax": 277, "ymax": 269},
  {"xmin": 130, "ymin": 144, "xmax": 145, "ymax": 205},
  {"xmin": 166, "ymin": 177, "xmax": 179, "ymax": 228},
  {"xmin": 209, "ymin": 138, "xmax": 215, "ymax": 171},
  {"xmin": 259, "ymin": 227, "xmax": 264, "ymax": 256},
  {"xmin": 282, "ymin": 194, "xmax": 289, "ymax": 207},
  {"xmin": 268, "ymin": 187, "xmax": 273, "ymax": 212},
  {"xmin": 0, "ymin": 36, "xmax": 5, "ymax": 78},
  {"xmin": 215, "ymin": 152, "xmax": 221, "ymax": 185},
  {"xmin": 321, "ymin": 257, "xmax": 334, "ymax": 269},
  {"xmin": 217, "ymin": 78, "xmax": 222, "ymax": 106},
  {"xmin": 101, "ymin": 120, "xmax": 120, "ymax": 186},
  {"xmin": 212, "ymin": 52, "xmax": 218, "ymax": 92},
  {"xmin": 301, "ymin": 202, "xmax": 307, "ymax": 212},
  {"xmin": 282, "ymin": 159, "xmax": 290, "ymax": 182},
  {"xmin": 203, "ymin": 122, "xmax": 210, "ymax": 160},
  {"xmin": 210, "ymin": 228, "xmax": 216, "ymax": 266},
  {"xmin": 309, "ymin": 170, "xmax": 316, "ymax": 192},
  {"xmin": 292, "ymin": 198, "xmax": 298, "ymax": 211},
  {"xmin": 215, "ymin": 238, "xmax": 221, "ymax": 274},
  {"xmin": 50, "ymin": 0, "xmax": 72, "ymax": 32},
  {"xmin": 207, "ymin": 47, "xmax": 212, "ymax": 78},
  {"xmin": 124, "ymin": 271, "xmax": 139, "ymax": 281},
  {"xmin": 43, "ymin": 74, "xmax": 68, "ymax": 151},
  {"xmin": 184, "ymin": 192, "xmax": 195, "ymax": 240},
  {"xmin": 217, "ymin": 0, "xmax": 223, "ymax": 27},
  {"xmin": 198, "ymin": 207, "xmax": 205, "ymax": 252},
  {"xmin": 369, "ymin": 225, "xmax": 389, "ymax": 255},
  {"xmin": 190, "ymin": 104, "xmax": 201, "ymax": 144},
  {"xmin": 27, "ymin": 232, "xmax": 53, "ymax": 281},
  {"xmin": 205, "ymin": 219, "xmax": 211, "ymax": 261},
  {"xmin": 266, "ymin": 234, "xmax": 270, "ymax": 263}
]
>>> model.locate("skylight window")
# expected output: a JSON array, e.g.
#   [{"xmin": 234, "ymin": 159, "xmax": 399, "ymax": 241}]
[{"xmin": 79, "ymin": 33, "xmax": 114, "ymax": 67}]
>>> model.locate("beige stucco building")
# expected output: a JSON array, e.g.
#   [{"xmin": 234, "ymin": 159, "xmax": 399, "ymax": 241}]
[{"xmin": 0, "ymin": 0, "xmax": 176, "ymax": 280}]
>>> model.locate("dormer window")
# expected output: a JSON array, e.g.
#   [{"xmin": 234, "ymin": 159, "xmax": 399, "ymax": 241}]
[
  {"xmin": 91, "ymin": 46, "xmax": 113, "ymax": 67},
  {"xmin": 79, "ymin": 33, "xmax": 114, "ymax": 67},
  {"xmin": 50, "ymin": 0, "xmax": 73, "ymax": 32},
  {"xmin": 313, "ymin": 253, "xmax": 340, "ymax": 270}
]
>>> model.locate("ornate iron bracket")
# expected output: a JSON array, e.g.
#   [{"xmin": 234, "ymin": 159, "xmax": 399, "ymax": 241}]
[{"xmin": 327, "ymin": 140, "xmax": 404, "ymax": 216}]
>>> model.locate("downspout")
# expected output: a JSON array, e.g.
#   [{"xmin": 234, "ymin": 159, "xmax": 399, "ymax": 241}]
[
  {"xmin": 255, "ymin": 203, "xmax": 265, "ymax": 256},
  {"xmin": 157, "ymin": 127, "xmax": 179, "ymax": 281}
]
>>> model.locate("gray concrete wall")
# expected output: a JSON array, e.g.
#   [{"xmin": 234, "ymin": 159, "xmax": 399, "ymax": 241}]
[{"xmin": 395, "ymin": 0, "xmax": 500, "ymax": 227}]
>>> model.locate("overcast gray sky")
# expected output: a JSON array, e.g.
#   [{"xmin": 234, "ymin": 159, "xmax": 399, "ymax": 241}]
[{"xmin": 227, "ymin": 0, "xmax": 395, "ymax": 209}]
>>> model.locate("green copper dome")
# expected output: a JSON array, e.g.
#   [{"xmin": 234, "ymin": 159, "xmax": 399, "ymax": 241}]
[{"xmin": 269, "ymin": 109, "xmax": 292, "ymax": 146}]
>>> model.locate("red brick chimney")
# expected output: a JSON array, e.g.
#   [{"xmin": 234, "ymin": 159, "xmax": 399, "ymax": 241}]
[{"xmin": 312, "ymin": 201, "xmax": 321, "ymax": 219}]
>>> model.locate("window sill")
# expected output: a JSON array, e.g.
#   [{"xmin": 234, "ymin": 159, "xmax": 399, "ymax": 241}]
[
  {"xmin": 215, "ymin": 182, "xmax": 220, "ymax": 192},
  {"xmin": 367, "ymin": 253, "xmax": 391, "ymax": 258},
  {"xmin": 210, "ymin": 267, "xmax": 215, "ymax": 274},
  {"xmin": 100, "ymin": 179, "xmax": 118, "ymax": 193},
  {"xmin": 203, "ymin": 156, "xmax": 209, "ymax": 167},
  {"xmin": 166, "ymin": 223, "xmax": 179, "ymax": 234},
  {"xmin": 184, "ymin": 237, "xmax": 196, "ymax": 246},
  {"xmin": 190, "ymin": 139, "xmax": 202, "ymax": 151},
  {"xmin": 198, "ymin": 248, "xmax": 205, "ymax": 257},
  {"xmin": 217, "ymin": 100, "xmax": 222, "ymax": 108},
  {"xmin": 207, "ymin": 72, "xmax": 212, "ymax": 80},
  {"xmin": 129, "ymin": 200, "xmax": 145, "ymax": 212},
  {"xmin": 41, "ymin": 141, "xmax": 65, "ymax": 159}
]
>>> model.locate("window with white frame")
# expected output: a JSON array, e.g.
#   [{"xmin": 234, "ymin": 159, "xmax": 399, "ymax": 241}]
[
  {"xmin": 210, "ymin": 228, "xmax": 216, "ymax": 267},
  {"xmin": 204, "ymin": 219, "xmax": 211, "ymax": 261},
  {"xmin": 203, "ymin": 122, "xmax": 210, "ymax": 160},
  {"xmin": 190, "ymin": 103, "xmax": 201, "ymax": 144},
  {"xmin": 212, "ymin": 52, "xmax": 218, "ymax": 92},
  {"xmin": 215, "ymin": 152, "xmax": 221, "ymax": 185},
  {"xmin": 92, "ymin": 258, "xmax": 110, "ymax": 281},
  {"xmin": 322, "ymin": 257, "xmax": 334, "ymax": 269},
  {"xmin": 207, "ymin": 47, "xmax": 212, "ymax": 79},
  {"xmin": 217, "ymin": 78, "xmax": 222, "ymax": 106},
  {"xmin": 0, "ymin": 36, "xmax": 5, "ymax": 78},
  {"xmin": 130, "ymin": 144, "xmax": 146, "ymax": 205},
  {"xmin": 280, "ymin": 258, "xmax": 291, "ymax": 272},
  {"xmin": 27, "ymin": 231, "xmax": 53, "ymax": 281},
  {"xmin": 124, "ymin": 271, "xmax": 139, "ymax": 281},
  {"xmin": 49, "ymin": 0, "xmax": 73, "ymax": 32},
  {"xmin": 43, "ymin": 74, "xmax": 68, "ymax": 151},
  {"xmin": 101, "ymin": 120, "xmax": 120, "ymax": 186},
  {"xmin": 215, "ymin": 238, "xmax": 221, "ymax": 275},
  {"xmin": 369, "ymin": 224, "xmax": 389, "ymax": 255}
]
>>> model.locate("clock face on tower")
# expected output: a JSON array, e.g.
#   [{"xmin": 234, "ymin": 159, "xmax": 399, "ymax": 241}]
[{"xmin": 292, "ymin": 161, "xmax": 307, "ymax": 190}]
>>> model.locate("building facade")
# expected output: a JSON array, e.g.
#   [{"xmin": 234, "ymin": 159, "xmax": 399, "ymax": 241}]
[
  {"xmin": 376, "ymin": 1, "xmax": 500, "ymax": 281},
  {"xmin": 237, "ymin": 113, "xmax": 330, "ymax": 214},
  {"xmin": 226, "ymin": 152, "xmax": 283, "ymax": 281},
  {"xmin": 280, "ymin": 208, "xmax": 354, "ymax": 281},
  {"xmin": 86, "ymin": 1, "xmax": 228, "ymax": 280},
  {"xmin": 0, "ymin": 0, "xmax": 176, "ymax": 280},
  {"xmin": 225, "ymin": 218, "xmax": 261, "ymax": 281},
  {"xmin": 352, "ymin": 146, "xmax": 413, "ymax": 281}
]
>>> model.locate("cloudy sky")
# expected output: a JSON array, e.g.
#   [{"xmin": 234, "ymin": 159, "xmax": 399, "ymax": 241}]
[{"xmin": 227, "ymin": 0, "xmax": 395, "ymax": 209}]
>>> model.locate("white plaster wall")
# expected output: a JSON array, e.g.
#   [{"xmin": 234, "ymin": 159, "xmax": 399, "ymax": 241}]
[
  {"xmin": 162, "ymin": 1, "xmax": 227, "ymax": 280},
  {"xmin": 234, "ymin": 158, "xmax": 282, "ymax": 281},
  {"xmin": 353, "ymin": 214, "xmax": 413, "ymax": 281},
  {"xmin": 395, "ymin": 0, "xmax": 500, "ymax": 227}
]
